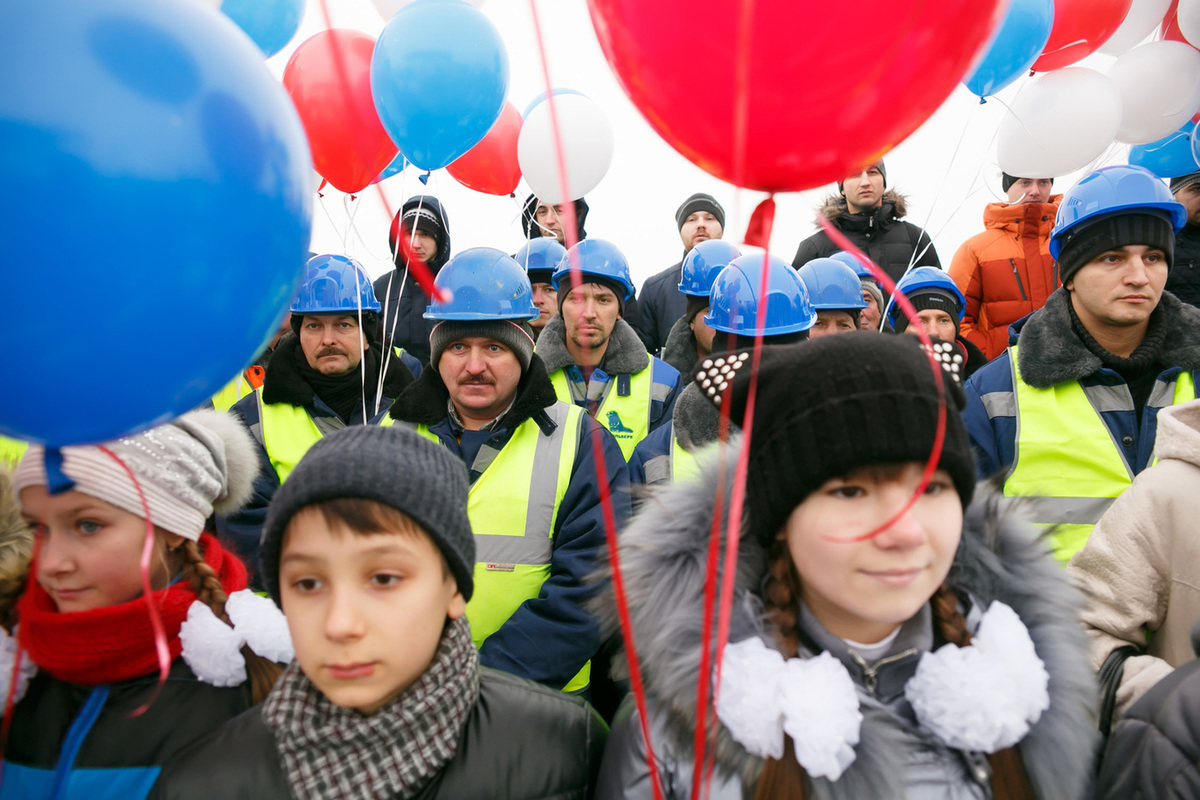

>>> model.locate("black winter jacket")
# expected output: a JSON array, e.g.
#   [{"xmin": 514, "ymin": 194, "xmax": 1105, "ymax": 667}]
[
  {"xmin": 634, "ymin": 261, "xmax": 685, "ymax": 355},
  {"xmin": 152, "ymin": 668, "xmax": 608, "ymax": 800},
  {"xmin": 374, "ymin": 196, "xmax": 452, "ymax": 366},
  {"xmin": 791, "ymin": 190, "xmax": 940, "ymax": 285},
  {"xmin": 1167, "ymin": 224, "xmax": 1200, "ymax": 309}
]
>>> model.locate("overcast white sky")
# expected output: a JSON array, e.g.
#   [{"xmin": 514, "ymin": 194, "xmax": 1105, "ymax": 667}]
[{"xmin": 263, "ymin": 0, "xmax": 1138, "ymax": 288}]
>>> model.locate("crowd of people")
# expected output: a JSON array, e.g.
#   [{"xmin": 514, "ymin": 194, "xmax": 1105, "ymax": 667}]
[{"xmin": 2, "ymin": 160, "xmax": 1200, "ymax": 799}]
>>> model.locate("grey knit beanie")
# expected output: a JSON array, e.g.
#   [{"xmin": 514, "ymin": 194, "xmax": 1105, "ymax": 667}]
[
  {"xmin": 428, "ymin": 319, "xmax": 535, "ymax": 371},
  {"xmin": 260, "ymin": 425, "xmax": 475, "ymax": 605}
]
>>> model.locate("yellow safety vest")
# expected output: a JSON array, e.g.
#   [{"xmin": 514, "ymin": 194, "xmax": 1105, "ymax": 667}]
[
  {"xmin": 395, "ymin": 404, "xmax": 590, "ymax": 692},
  {"xmin": 211, "ymin": 367, "xmax": 264, "ymax": 413},
  {"xmin": 644, "ymin": 434, "xmax": 704, "ymax": 486},
  {"xmin": 0, "ymin": 435, "xmax": 28, "ymax": 472},
  {"xmin": 1005, "ymin": 344, "xmax": 1196, "ymax": 562},
  {"xmin": 549, "ymin": 367, "xmax": 653, "ymax": 461}
]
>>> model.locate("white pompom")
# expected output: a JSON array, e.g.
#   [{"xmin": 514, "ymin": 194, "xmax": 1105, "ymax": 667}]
[
  {"xmin": 180, "ymin": 600, "xmax": 247, "ymax": 687},
  {"xmin": 780, "ymin": 652, "xmax": 862, "ymax": 781},
  {"xmin": 225, "ymin": 590, "xmax": 294, "ymax": 664},
  {"xmin": 0, "ymin": 626, "xmax": 36, "ymax": 704},
  {"xmin": 716, "ymin": 638, "xmax": 787, "ymax": 759}
]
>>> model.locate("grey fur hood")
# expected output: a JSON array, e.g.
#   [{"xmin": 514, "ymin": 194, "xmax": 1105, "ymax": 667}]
[
  {"xmin": 536, "ymin": 315, "xmax": 649, "ymax": 376},
  {"xmin": 661, "ymin": 316, "xmax": 700, "ymax": 378},
  {"xmin": 595, "ymin": 443, "xmax": 1098, "ymax": 797},
  {"xmin": 817, "ymin": 189, "xmax": 909, "ymax": 224},
  {"xmin": 1016, "ymin": 289, "xmax": 1200, "ymax": 388}
]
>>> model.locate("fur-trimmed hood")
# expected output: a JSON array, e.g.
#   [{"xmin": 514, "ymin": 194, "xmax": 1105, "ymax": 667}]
[
  {"xmin": 536, "ymin": 316, "xmax": 649, "ymax": 376},
  {"xmin": 595, "ymin": 443, "xmax": 1098, "ymax": 797},
  {"xmin": 817, "ymin": 189, "xmax": 909, "ymax": 224},
  {"xmin": 660, "ymin": 316, "xmax": 701, "ymax": 378},
  {"xmin": 0, "ymin": 471, "xmax": 31, "ymax": 629},
  {"xmin": 672, "ymin": 381, "xmax": 721, "ymax": 452},
  {"xmin": 1015, "ymin": 289, "xmax": 1200, "ymax": 388}
]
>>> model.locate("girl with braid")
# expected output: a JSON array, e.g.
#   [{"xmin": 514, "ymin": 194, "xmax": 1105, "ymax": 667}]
[
  {"xmin": 596, "ymin": 333, "xmax": 1098, "ymax": 799},
  {"xmin": 0, "ymin": 410, "xmax": 289, "ymax": 800}
]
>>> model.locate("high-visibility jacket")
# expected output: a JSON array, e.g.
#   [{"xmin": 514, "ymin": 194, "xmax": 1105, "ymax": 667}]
[
  {"xmin": 210, "ymin": 366, "xmax": 266, "ymax": 413},
  {"xmin": 0, "ymin": 436, "xmax": 28, "ymax": 471},
  {"xmin": 549, "ymin": 367, "xmax": 658, "ymax": 460},
  {"xmin": 1004, "ymin": 343, "xmax": 1196, "ymax": 562},
  {"xmin": 390, "ymin": 404, "xmax": 591, "ymax": 692},
  {"xmin": 641, "ymin": 433, "xmax": 703, "ymax": 486}
]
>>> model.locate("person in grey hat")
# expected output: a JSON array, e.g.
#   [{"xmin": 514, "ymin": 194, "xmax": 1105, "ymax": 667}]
[
  {"xmin": 1167, "ymin": 171, "xmax": 1200, "ymax": 308},
  {"xmin": 632, "ymin": 192, "xmax": 726, "ymax": 354},
  {"xmin": 155, "ymin": 424, "xmax": 608, "ymax": 800}
]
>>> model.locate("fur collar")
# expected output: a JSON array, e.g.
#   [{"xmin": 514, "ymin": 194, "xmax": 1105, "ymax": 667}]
[
  {"xmin": 661, "ymin": 316, "xmax": 701, "ymax": 378},
  {"xmin": 261, "ymin": 333, "xmax": 412, "ymax": 408},
  {"xmin": 1016, "ymin": 289, "xmax": 1200, "ymax": 388},
  {"xmin": 595, "ymin": 445, "xmax": 1098, "ymax": 797},
  {"xmin": 388, "ymin": 354, "xmax": 559, "ymax": 431},
  {"xmin": 535, "ymin": 316, "xmax": 649, "ymax": 376},
  {"xmin": 816, "ymin": 189, "xmax": 909, "ymax": 224},
  {"xmin": 673, "ymin": 382, "xmax": 721, "ymax": 451}
]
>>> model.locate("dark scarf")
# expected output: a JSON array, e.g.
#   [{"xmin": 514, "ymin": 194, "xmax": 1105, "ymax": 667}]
[
  {"xmin": 294, "ymin": 345, "xmax": 382, "ymax": 424},
  {"xmin": 18, "ymin": 534, "xmax": 245, "ymax": 685},
  {"xmin": 262, "ymin": 616, "xmax": 480, "ymax": 800},
  {"xmin": 1068, "ymin": 298, "xmax": 1167, "ymax": 418}
]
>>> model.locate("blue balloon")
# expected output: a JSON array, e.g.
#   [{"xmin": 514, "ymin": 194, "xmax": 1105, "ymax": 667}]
[
  {"xmin": 379, "ymin": 152, "xmax": 407, "ymax": 181},
  {"xmin": 371, "ymin": 0, "xmax": 510, "ymax": 171},
  {"xmin": 220, "ymin": 0, "xmax": 305, "ymax": 59},
  {"xmin": 522, "ymin": 88, "xmax": 588, "ymax": 119},
  {"xmin": 1130, "ymin": 123, "xmax": 1200, "ymax": 179},
  {"xmin": 0, "ymin": 0, "xmax": 313, "ymax": 446},
  {"xmin": 964, "ymin": 0, "xmax": 1053, "ymax": 99}
]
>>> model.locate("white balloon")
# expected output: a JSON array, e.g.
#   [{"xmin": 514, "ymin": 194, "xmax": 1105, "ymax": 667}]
[
  {"xmin": 1098, "ymin": 0, "xmax": 1173, "ymax": 55},
  {"xmin": 1108, "ymin": 41, "xmax": 1200, "ymax": 143},
  {"xmin": 997, "ymin": 68, "xmax": 1122, "ymax": 178},
  {"xmin": 1179, "ymin": 0, "xmax": 1200, "ymax": 47},
  {"xmin": 518, "ymin": 94, "xmax": 615, "ymax": 205},
  {"xmin": 372, "ymin": 0, "xmax": 484, "ymax": 20}
]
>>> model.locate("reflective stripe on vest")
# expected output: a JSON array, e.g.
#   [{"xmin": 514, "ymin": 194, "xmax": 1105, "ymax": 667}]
[
  {"xmin": 549, "ymin": 368, "xmax": 653, "ymax": 461},
  {"xmin": 257, "ymin": 388, "xmax": 329, "ymax": 484},
  {"xmin": 1004, "ymin": 344, "xmax": 1196, "ymax": 563},
  {"xmin": 211, "ymin": 372, "xmax": 258, "ymax": 413},
  {"xmin": 641, "ymin": 436, "xmax": 703, "ymax": 486},
  {"xmin": 410, "ymin": 403, "xmax": 590, "ymax": 691}
]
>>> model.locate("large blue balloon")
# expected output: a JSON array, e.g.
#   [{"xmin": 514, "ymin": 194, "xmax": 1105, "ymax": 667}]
[
  {"xmin": 0, "ymin": 0, "xmax": 313, "ymax": 447},
  {"xmin": 371, "ymin": 0, "xmax": 509, "ymax": 171},
  {"xmin": 964, "ymin": 0, "xmax": 1054, "ymax": 98},
  {"xmin": 221, "ymin": 0, "xmax": 306, "ymax": 58},
  {"xmin": 1130, "ymin": 123, "xmax": 1200, "ymax": 178}
]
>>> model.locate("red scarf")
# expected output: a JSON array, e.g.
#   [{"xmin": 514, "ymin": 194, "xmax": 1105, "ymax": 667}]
[{"xmin": 17, "ymin": 533, "xmax": 247, "ymax": 685}]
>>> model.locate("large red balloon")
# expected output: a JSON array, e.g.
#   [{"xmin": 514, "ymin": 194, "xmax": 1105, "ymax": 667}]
[
  {"xmin": 447, "ymin": 101, "xmax": 522, "ymax": 195},
  {"xmin": 283, "ymin": 30, "xmax": 398, "ymax": 194},
  {"xmin": 586, "ymin": 0, "xmax": 1006, "ymax": 193},
  {"xmin": 1162, "ymin": 0, "xmax": 1190, "ymax": 45},
  {"xmin": 1031, "ymin": 0, "xmax": 1133, "ymax": 72}
]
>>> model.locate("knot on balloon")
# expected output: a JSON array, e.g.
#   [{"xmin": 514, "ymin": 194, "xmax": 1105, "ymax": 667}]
[
  {"xmin": 419, "ymin": 171, "xmax": 431, "ymax": 185},
  {"xmin": 743, "ymin": 197, "xmax": 777, "ymax": 250},
  {"xmin": 979, "ymin": 96, "xmax": 987, "ymax": 105}
]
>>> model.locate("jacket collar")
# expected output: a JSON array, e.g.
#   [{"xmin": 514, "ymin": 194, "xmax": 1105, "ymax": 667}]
[
  {"xmin": 661, "ymin": 316, "xmax": 701, "ymax": 378},
  {"xmin": 261, "ymin": 333, "xmax": 412, "ymax": 408},
  {"xmin": 817, "ymin": 189, "xmax": 909, "ymax": 226},
  {"xmin": 982, "ymin": 195, "xmax": 1061, "ymax": 237},
  {"xmin": 535, "ymin": 315, "xmax": 650, "ymax": 376},
  {"xmin": 673, "ymin": 382, "xmax": 721, "ymax": 451}
]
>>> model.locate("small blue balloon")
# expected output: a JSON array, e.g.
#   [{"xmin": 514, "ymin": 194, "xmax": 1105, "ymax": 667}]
[
  {"xmin": 0, "ymin": 0, "xmax": 313, "ymax": 446},
  {"xmin": 220, "ymin": 0, "xmax": 305, "ymax": 58},
  {"xmin": 964, "ymin": 0, "xmax": 1054, "ymax": 99},
  {"xmin": 380, "ymin": 152, "xmax": 407, "ymax": 181},
  {"xmin": 522, "ymin": 88, "xmax": 588, "ymax": 119},
  {"xmin": 1130, "ymin": 123, "xmax": 1200, "ymax": 179},
  {"xmin": 371, "ymin": 0, "xmax": 509, "ymax": 171}
]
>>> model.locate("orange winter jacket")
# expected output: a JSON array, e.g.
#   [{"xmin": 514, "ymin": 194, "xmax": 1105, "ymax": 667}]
[{"xmin": 949, "ymin": 196, "xmax": 1062, "ymax": 361}]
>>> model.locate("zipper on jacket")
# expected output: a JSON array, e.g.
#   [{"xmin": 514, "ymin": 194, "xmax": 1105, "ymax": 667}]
[
  {"xmin": 1009, "ymin": 259, "xmax": 1027, "ymax": 301},
  {"xmin": 847, "ymin": 647, "xmax": 919, "ymax": 696}
]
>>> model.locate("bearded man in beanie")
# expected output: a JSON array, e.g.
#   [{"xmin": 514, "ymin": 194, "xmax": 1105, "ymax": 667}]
[
  {"xmin": 791, "ymin": 161, "xmax": 940, "ymax": 285},
  {"xmin": 633, "ymin": 192, "xmax": 727, "ymax": 354},
  {"xmin": 1166, "ymin": 171, "xmax": 1200, "ymax": 308},
  {"xmin": 949, "ymin": 174, "xmax": 1062, "ymax": 361},
  {"xmin": 963, "ymin": 165, "xmax": 1200, "ymax": 564},
  {"xmin": 385, "ymin": 248, "xmax": 630, "ymax": 694},
  {"xmin": 373, "ymin": 194, "xmax": 452, "ymax": 366}
]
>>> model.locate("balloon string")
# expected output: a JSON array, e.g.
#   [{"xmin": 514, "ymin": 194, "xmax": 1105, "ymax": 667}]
[
  {"xmin": 906, "ymin": 101, "xmax": 979, "ymax": 272},
  {"xmin": 817, "ymin": 218, "xmax": 947, "ymax": 543},
  {"xmin": 97, "ymin": 446, "xmax": 170, "ymax": 717}
]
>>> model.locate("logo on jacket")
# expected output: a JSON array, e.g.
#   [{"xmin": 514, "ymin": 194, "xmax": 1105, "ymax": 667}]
[{"xmin": 606, "ymin": 411, "xmax": 634, "ymax": 437}]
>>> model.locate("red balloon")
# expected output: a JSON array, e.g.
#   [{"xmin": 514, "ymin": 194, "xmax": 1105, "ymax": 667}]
[
  {"xmin": 1162, "ymin": 0, "xmax": 1191, "ymax": 44},
  {"xmin": 1031, "ymin": 0, "xmax": 1133, "ymax": 72},
  {"xmin": 447, "ymin": 101, "xmax": 522, "ymax": 195},
  {"xmin": 586, "ymin": 0, "xmax": 1006, "ymax": 193},
  {"xmin": 283, "ymin": 30, "xmax": 398, "ymax": 194}
]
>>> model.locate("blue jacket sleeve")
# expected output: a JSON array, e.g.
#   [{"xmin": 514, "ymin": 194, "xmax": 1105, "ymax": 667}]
[
  {"xmin": 647, "ymin": 359, "xmax": 682, "ymax": 435},
  {"xmin": 214, "ymin": 395, "xmax": 277, "ymax": 586},
  {"xmin": 961, "ymin": 353, "xmax": 1017, "ymax": 482},
  {"xmin": 479, "ymin": 417, "xmax": 631, "ymax": 689}
]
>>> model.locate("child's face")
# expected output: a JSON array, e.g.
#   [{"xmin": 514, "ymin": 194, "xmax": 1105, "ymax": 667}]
[
  {"xmin": 279, "ymin": 508, "xmax": 466, "ymax": 715},
  {"xmin": 20, "ymin": 486, "xmax": 176, "ymax": 612},
  {"xmin": 784, "ymin": 463, "xmax": 962, "ymax": 644}
]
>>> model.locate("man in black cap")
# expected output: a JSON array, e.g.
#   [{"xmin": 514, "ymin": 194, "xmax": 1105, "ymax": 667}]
[
  {"xmin": 1167, "ymin": 171, "xmax": 1200, "ymax": 308},
  {"xmin": 633, "ymin": 192, "xmax": 726, "ymax": 354},
  {"xmin": 373, "ymin": 194, "xmax": 452, "ymax": 366}
]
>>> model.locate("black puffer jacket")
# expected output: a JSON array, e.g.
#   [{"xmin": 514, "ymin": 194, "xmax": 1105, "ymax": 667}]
[
  {"xmin": 1167, "ymin": 224, "xmax": 1200, "ymax": 309},
  {"xmin": 152, "ymin": 669, "xmax": 608, "ymax": 800},
  {"xmin": 373, "ymin": 195, "xmax": 451, "ymax": 366},
  {"xmin": 791, "ymin": 190, "xmax": 941, "ymax": 285}
]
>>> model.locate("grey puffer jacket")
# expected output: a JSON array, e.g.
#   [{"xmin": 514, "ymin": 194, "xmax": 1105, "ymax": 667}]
[{"xmin": 594, "ymin": 444, "xmax": 1098, "ymax": 799}]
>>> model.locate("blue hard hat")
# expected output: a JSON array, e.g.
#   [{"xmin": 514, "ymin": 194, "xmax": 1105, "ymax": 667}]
[
  {"xmin": 513, "ymin": 237, "xmax": 567, "ymax": 278},
  {"xmin": 292, "ymin": 254, "xmax": 381, "ymax": 314},
  {"xmin": 1050, "ymin": 165, "xmax": 1187, "ymax": 260},
  {"xmin": 679, "ymin": 239, "xmax": 742, "ymax": 296},
  {"xmin": 704, "ymin": 254, "xmax": 816, "ymax": 335},
  {"xmin": 830, "ymin": 250, "xmax": 875, "ymax": 281},
  {"xmin": 796, "ymin": 258, "xmax": 869, "ymax": 310},
  {"xmin": 551, "ymin": 239, "xmax": 635, "ymax": 300},
  {"xmin": 888, "ymin": 267, "xmax": 965, "ymax": 327},
  {"xmin": 424, "ymin": 248, "xmax": 538, "ymax": 322}
]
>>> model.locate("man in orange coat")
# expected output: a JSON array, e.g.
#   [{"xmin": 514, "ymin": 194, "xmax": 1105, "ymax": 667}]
[{"xmin": 949, "ymin": 174, "xmax": 1061, "ymax": 361}]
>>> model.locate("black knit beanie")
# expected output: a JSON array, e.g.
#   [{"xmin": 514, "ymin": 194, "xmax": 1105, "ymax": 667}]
[
  {"xmin": 428, "ymin": 319, "xmax": 535, "ymax": 371},
  {"xmin": 260, "ymin": 425, "xmax": 476, "ymax": 605},
  {"xmin": 1003, "ymin": 173, "xmax": 1054, "ymax": 193},
  {"xmin": 675, "ymin": 193, "xmax": 726, "ymax": 231},
  {"xmin": 893, "ymin": 288, "xmax": 962, "ymax": 337},
  {"xmin": 1170, "ymin": 171, "xmax": 1200, "ymax": 194},
  {"xmin": 697, "ymin": 332, "xmax": 974, "ymax": 546},
  {"xmin": 558, "ymin": 276, "xmax": 627, "ymax": 316},
  {"xmin": 838, "ymin": 160, "xmax": 887, "ymax": 191},
  {"xmin": 1057, "ymin": 211, "xmax": 1176, "ymax": 286},
  {"xmin": 685, "ymin": 294, "xmax": 710, "ymax": 325}
]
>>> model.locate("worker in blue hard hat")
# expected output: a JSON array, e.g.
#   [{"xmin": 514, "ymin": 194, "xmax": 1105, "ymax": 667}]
[
  {"xmin": 830, "ymin": 250, "xmax": 888, "ymax": 331},
  {"xmin": 797, "ymin": 257, "xmax": 869, "ymax": 338},
  {"xmin": 514, "ymin": 237, "xmax": 566, "ymax": 341},
  {"xmin": 659, "ymin": 239, "xmax": 742, "ymax": 375},
  {"xmin": 889, "ymin": 267, "xmax": 988, "ymax": 379}
]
